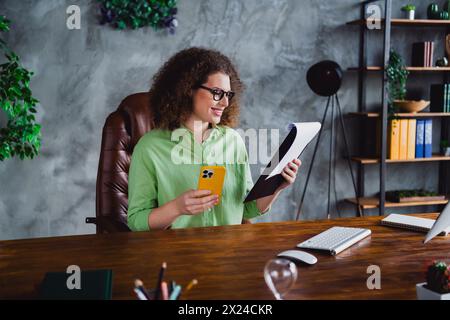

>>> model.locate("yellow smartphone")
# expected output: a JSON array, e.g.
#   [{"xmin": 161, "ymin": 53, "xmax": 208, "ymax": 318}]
[{"xmin": 197, "ymin": 166, "xmax": 226, "ymax": 205}]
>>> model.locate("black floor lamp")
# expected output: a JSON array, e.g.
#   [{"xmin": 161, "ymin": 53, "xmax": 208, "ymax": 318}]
[{"xmin": 295, "ymin": 60, "xmax": 361, "ymax": 220}]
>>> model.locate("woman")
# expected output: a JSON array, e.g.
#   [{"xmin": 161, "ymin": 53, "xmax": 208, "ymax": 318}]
[{"xmin": 127, "ymin": 47, "xmax": 301, "ymax": 231}]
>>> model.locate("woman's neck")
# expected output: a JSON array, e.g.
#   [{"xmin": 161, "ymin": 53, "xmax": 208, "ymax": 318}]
[{"xmin": 183, "ymin": 117, "xmax": 211, "ymax": 143}]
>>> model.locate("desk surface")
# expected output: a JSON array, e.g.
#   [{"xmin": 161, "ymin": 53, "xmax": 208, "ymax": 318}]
[{"xmin": 0, "ymin": 214, "xmax": 449, "ymax": 299}]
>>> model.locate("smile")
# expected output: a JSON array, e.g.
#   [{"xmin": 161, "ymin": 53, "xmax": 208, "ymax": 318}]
[{"xmin": 211, "ymin": 107, "xmax": 224, "ymax": 116}]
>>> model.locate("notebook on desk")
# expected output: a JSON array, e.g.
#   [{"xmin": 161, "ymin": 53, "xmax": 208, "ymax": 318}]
[{"xmin": 381, "ymin": 214, "xmax": 450, "ymax": 235}]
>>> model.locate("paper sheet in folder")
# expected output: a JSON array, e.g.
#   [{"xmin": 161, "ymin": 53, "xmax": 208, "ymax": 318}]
[{"xmin": 244, "ymin": 122, "xmax": 321, "ymax": 202}]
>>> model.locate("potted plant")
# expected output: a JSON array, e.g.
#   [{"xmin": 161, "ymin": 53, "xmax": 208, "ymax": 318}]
[
  {"xmin": 416, "ymin": 260, "xmax": 450, "ymax": 300},
  {"xmin": 441, "ymin": 140, "xmax": 450, "ymax": 156},
  {"xmin": 387, "ymin": 50, "xmax": 429, "ymax": 114},
  {"xmin": 0, "ymin": 16, "xmax": 41, "ymax": 161},
  {"xmin": 385, "ymin": 189, "xmax": 445, "ymax": 203},
  {"xmin": 401, "ymin": 4, "xmax": 416, "ymax": 20}
]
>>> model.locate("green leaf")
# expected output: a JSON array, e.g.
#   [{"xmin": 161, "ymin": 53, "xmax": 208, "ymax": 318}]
[
  {"xmin": 116, "ymin": 20, "xmax": 126, "ymax": 29},
  {"xmin": 0, "ymin": 15, "xmax": 11, "ymax": 32},
  {"xmin": 132, "ymin": 18, "xmax": 139, "ymax": 29},
  {"xmin": 0, "ymin": 16, "xmax": 42, "ymax": 161},
  {"xmin": 98, "ymin": 0, "xmax": 178, "ymax": 32},
  {"xmin": 8, "ymin": 86, "xmax": 21, "ymax": 97}
]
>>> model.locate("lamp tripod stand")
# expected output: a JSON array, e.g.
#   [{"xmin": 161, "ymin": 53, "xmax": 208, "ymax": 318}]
[{"xmin": 295, "ymin": 93, "xmax": 361, "ymax": 221}]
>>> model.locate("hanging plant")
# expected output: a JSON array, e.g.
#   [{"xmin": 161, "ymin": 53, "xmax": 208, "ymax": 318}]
[
  {"xmin": 0, "ymin": 16, "xmax": 41, "ymax": 161},
  {"xmin": 97, "ymin": 0, "xmax": 178, "ymax": 34}
]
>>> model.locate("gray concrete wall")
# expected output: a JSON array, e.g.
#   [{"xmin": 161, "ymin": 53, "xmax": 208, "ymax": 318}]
[{"xmin": 0, "ymin": 0, "xmax": 447, "ymax": 240}]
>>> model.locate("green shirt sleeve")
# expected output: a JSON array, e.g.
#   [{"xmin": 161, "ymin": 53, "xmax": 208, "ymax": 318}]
[{"xmin": 127, "ymin": 140, "xmax": 158, "ymax": 231}]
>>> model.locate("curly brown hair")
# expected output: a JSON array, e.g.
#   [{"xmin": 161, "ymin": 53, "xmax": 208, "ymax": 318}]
[{"xmin": 149, "ymin": 47, "xmax": 243, "ymax": 131}]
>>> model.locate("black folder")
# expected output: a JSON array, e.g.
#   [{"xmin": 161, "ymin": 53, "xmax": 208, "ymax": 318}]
[
  {"xmin": 412, "ymin": 42, "xmax": 426, "ymax": 67},
  {"xmin": 430, "ymin": 84, "xmax": 444, "ymax": 112},
  {"xmin": 244, "ymin": 122, "xmax": 320, "ymax": 202}
]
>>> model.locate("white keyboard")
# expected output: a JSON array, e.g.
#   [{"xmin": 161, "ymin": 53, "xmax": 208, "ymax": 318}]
[{"xmin": 297, "ymin": 226, "xmax": 371, "ymax": 256}]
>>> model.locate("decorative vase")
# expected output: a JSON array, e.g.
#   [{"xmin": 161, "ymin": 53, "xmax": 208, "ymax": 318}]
[
  {"xmin": 436, "ymin": 57, "xmax": 449, "ymax": 67},
  {"xmin": 440, "ymin": 11, "xmax": 449, "ymax": 20},
  {"xmin": 416, "ymin": 283, "xmax": 450, "ymax": 300},
  {"xmin": 407, "ymin": 10, "xmax": 415, "ymax": 20},
  {"xmin": 427, "ymin": 3, "xmax": 440, "ymax": 19}
]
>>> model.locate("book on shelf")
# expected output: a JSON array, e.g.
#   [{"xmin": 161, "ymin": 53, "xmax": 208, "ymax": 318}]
[
  {"xmin": 415, "ymin": 119, "xmax": 425, "ymax": 158},
  {"xmin": 444, "ymin": 83, "xmax": 447, "ymax": 112},
  {"xmin": 446, "ymin": 84, "xmax": 450, "ymax": 113},
  {"xmin": 379, "ymin": 118, "xmax": 433, "ymax": 160},
  {"xmin": 407, "ymin": 119, "xmax": 416, "ymax": 160},
  {"xmin": 428, "ymin": 41, "xmax": 434, "ymax": 67},
  {"xmin": 412, "ymin": 42, "xmax": 434, "ymax": 67},
  {"xmin": 443, "ymin": 84, "xmax": 448, "ymax": 113},
  {"xmin": 412, "ymin": 42, "xmax": 425, "ymax": 67},
  {"xmin": 410, "ymin": 119, "xmax": 431, "ymax": 159},
  {"xmin": 399, "ymin": 119, "xmax": 408, "ymax": 159},
  {"xmin": 388, "ymin": 119, "xmax": 400, "ymax": 160},
  {"xmin": 424, "ymin": 119, "xmax": 432, "ymax": 158},
  {"xmin": 447, "ymin": 84, "xmax": 450, "ymax": 113},
  {"xmin": 430, "ymin": 84, "xmax": 450, "ymax": 112}
]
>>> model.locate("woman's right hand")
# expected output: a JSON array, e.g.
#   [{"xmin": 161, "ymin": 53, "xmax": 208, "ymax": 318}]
[{"xmin": 174, "ymin": 189, "xmax": 219, "ymax": 216}]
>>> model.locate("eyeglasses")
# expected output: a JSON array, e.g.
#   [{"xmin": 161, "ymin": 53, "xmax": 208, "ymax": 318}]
[{"xmin": 198, "ymin": 85, "xmax": 235, "ymax": 102}]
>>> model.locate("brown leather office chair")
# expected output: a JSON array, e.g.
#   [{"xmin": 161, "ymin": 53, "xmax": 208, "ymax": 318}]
[
  {"xmin": 87, "ymin": 92, "xmax": 250, "ymax": 233},
  {"xmin": 86, "ymin": 92, "xmax": 153, "ymax": 233}
]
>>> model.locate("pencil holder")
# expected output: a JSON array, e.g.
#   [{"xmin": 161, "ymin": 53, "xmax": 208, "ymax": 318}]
[
  {"xmin": 145, "ymin": 288, "xmax": 157, "ymax": 300},
  {"xmin": 139, "ymin": 284, "xmax": 182, "ymax": 300}
]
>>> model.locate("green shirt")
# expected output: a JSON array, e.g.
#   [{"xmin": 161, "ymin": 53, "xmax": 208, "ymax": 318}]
[{"xmin": 127, "ymin": 125, "xmax": 269, "ymax": 231}]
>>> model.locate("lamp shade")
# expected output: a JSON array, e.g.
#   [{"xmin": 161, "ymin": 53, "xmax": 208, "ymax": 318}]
[{"xmin": 306, "ymin": 60, "xmax": 343, "ymax": 97}]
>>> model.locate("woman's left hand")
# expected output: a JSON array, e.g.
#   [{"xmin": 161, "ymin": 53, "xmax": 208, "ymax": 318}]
[{"xmin": 277, "ymin": 158, "xmax": 301, "ymax": 191}]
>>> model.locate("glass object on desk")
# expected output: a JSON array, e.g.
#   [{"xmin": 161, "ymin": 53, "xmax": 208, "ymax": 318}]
[{"xmin": 264, "ymin": 258, "xmax": 298, "ymax": 300}]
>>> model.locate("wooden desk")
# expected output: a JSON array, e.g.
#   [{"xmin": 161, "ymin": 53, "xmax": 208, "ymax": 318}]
[{"xmin": 0, "ymin": 214, "xmax": 449, "ymax": 300}]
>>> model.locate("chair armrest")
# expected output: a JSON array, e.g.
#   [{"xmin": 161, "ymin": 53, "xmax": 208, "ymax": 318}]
[
  {"xmin": 85, "ymin": 216, "xmax": 131, "ymax": 233},
  {"xmin": 85, "ymin": 217, "xmax": 97, "ymax": 224}
]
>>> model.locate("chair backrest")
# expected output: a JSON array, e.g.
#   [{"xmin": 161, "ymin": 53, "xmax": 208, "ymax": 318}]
[{"xmin": 95, "ymin": 92, "xmax": 154, "ymax": 233}]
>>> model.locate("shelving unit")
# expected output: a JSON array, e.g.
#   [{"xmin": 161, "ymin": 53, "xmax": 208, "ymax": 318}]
[
  {"xmin": 347, "ymin": 18, "xmax": 450, "ymax": 27},
  {"xmin": 346, "ymin": 0, "xmax": 450, "ymax": 216},
  {"xmin": 345, "ymin": 197, "xmax": 449, "ymax": 209},
  {"xmin": 348, "ymin": 112, "xmax": 450, "ymax": 118},
  {"xmin": 348, "ymin": 66, "xmax": 450, "ymax": 72},
  {"xmin": 351, "ymin": 155, "xmax": 450, "ymax": 164}
]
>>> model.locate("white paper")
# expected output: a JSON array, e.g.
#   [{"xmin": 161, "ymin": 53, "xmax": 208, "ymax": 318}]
[
  {"xmin": 265, "ymin": 122, "xmax": 321, "ymax": 180},
  {"xmin": 424, "ymin": 203, "xmax": 450, "ymax": 243}
]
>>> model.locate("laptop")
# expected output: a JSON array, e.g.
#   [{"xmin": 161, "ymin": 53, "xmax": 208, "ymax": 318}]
[{"xmin": 424, "ymin": 202, "xmax": 450, "ymax": 244}]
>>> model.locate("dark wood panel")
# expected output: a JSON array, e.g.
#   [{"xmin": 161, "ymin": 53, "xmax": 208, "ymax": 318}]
[{"xmin": 0, "ymin": 214, "xmax": 448, "ymax": 300}]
